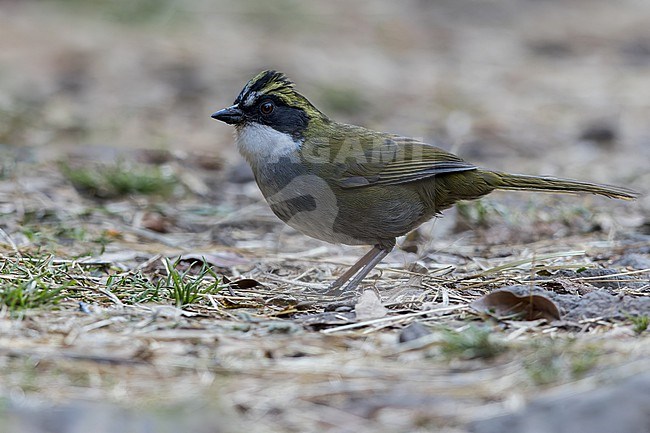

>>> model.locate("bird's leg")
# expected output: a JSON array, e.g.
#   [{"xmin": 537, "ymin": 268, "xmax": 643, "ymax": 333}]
[
  {"xmin": 328, "ymin": 246, "xmax": 382, "ymax": 289},
  {"xmin": 342, "ymin": 247, "xmax": 390, "ymax": 291},
  {"xmin": 327, "ymin": 244, "xmax": 392, "ymax": 294}
]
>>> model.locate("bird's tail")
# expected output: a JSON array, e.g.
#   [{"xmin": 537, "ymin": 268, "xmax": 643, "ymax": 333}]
[{"xmin": 483, "ymin": 171, "xmax": 638, "ymax": 200}]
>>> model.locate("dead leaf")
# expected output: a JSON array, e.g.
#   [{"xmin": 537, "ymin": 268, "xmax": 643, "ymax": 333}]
[
  {"xmin": 296, "ymin": 311, "xmax": 356, "ymax": 330},
  {"xmin": 224, "ymin": 277, "xmax": 261, "ymax": 290},
  {"xmin": 355, "ymin": 290, "xmax": 388, "ymax": 321},
  {"xmin": 177, "ymin": 253, "xmax": 252, "ymax": 268},
  {"xmin": 138, "ymin": 211, "xmax": 171, "ymax": 233},
  {"xmin": 470, "ymin": 288, "xmax": 561, "ymax": 321}
]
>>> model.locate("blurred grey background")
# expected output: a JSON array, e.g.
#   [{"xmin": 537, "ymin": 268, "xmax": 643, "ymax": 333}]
[{"xmin": 0, "ymin": 0, "xmax": 648, "ymax": 188}]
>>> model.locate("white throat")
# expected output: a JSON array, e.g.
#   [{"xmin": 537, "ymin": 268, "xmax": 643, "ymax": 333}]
[{"xmin": 236, "ymin": 123, "xmax": 301, "ymax": 167}]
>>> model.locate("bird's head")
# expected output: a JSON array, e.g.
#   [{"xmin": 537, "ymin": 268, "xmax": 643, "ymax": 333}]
[{"xmin": 212, "ymin": 70, "xmax": 326, "ymax": 141}]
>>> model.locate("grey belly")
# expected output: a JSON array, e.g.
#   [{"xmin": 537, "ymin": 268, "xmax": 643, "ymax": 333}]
[
  {"xmin": 253, "ymin": 161, "xmax": 359, "ymax": 244},
  {"xmin": 252, "ymin": 160, "xmax": 426, "ymax": 246}
]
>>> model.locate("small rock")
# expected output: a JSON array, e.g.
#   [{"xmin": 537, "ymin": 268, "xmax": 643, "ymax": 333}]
[
  {"xmin": 614, "ymin": 253, "xmax": 650, "ymax": 270},
  {"xmin": 398, "ymin": 322, "xmax": 432, "ymax": 343},
  {"xmin": 580, "ymin": 123, "xmax": 617, "ymax": 143}
]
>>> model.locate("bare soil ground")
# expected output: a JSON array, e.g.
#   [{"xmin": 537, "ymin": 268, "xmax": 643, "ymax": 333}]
[{"xmin": 0, "ymin": 1, "xmax": 649, "ymax": 432}]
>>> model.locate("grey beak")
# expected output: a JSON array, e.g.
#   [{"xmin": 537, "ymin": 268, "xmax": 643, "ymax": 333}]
[{"xmin": 211, "ymin": 105, "xmax": 244, "ymax": 125}]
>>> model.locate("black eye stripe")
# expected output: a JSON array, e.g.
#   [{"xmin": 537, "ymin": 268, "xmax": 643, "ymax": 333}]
[
  {"xmin": 237, "ymin": 94, "xmax": 308, "ymax": 140},
  {"xmin": 239, "ymin": 95, "xmax": 285, "ymax": 113}
]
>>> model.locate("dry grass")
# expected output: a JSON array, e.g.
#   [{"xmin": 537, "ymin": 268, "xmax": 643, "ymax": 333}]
[{"xmin": 0, "ymin": 216, "xmax": 648, "ymax": 431}]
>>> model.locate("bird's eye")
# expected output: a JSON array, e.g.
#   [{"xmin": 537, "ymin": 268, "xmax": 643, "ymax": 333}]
[{"xmin": 259, "ymin": 101, "xmax": 274, "ymax": 115}]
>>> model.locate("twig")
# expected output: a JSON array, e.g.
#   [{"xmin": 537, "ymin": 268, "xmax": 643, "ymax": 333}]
[
  {"xmin": 262, "ymin": 274, "xmax": 328, "ymax": 290},
  {"xmin": 321, "ymin": 304, "xmax": 466, "ymax": 334},
  {"xmin": 0, "ymin": 228, "xmax": 20, "ymax": 256},
  {"xmin": 114, "ymin": 223, "xmax": 184, "ymax": 248},
  {"xmin": 472, "ymin": 250, "xmax": 586, "ymax": 277}
]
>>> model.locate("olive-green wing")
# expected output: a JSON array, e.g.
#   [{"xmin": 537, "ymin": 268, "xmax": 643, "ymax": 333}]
[{"xmin": 331, "ymin": 135, "xmax": 477, "ymax": 189}]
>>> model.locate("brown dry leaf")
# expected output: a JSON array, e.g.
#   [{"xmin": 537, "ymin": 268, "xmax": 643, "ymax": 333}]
[
  {"xmin": 177, "ymin": 253, "xmax": 252, "ymax": 268},
  {"xmin": 139, "ymin": 211, "xmax": 172, "ymax": 233},
  {"xmin": 470, "ymin": 288, "xmax": 561, "ymax": 321},
  {"xmin": 227, "ymin": 278, "xmax": 261, "ymax": 290}
]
